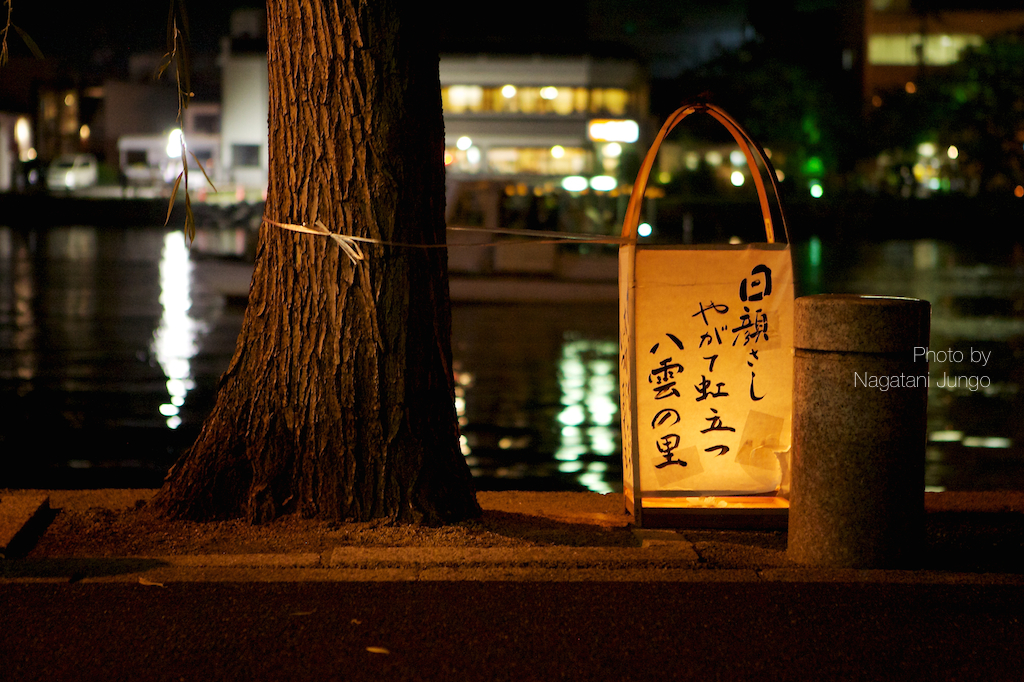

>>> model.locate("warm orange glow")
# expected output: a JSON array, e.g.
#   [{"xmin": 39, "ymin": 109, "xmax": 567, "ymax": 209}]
[
  {"xmin": 1015, "ymin": 185, "xmax": 1024, "ymax": 198},
  {"xmin": 643, "ymin": 496, "xmax": 789, "ymax": 510},
  {"xmin": 905, "ymin": 81, "xmax": 917, "ymax": 94},
  {"xmin": 588, "ymin": 119, "xmax": 640, "ymax": 143},
  {"xmin": 444, "ymin": 150, "xmax": 454, "ymax": 166}
]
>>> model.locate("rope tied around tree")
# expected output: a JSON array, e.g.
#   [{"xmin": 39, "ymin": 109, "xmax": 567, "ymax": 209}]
[
  {"xmin": 264, "ymin": 217, "xmax": 629, "ymax": 266},
  {"xmin": 264, "ymin": 218, "xmax": 367, "ymax": 264}
]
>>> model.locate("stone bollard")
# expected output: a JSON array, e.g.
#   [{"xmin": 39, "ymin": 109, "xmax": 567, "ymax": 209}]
[{"xmin": 787, "ymin": 294, "xmax": 930, "ymax": 569}]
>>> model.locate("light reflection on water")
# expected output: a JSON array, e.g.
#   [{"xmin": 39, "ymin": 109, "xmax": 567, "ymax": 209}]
[
  {"xmin": 1, "ymin": 225, "xmax": 1022, "ymax": 492},
  {"xmin": 0, "ymin": 225, "xmax": 230, "ymax": 485},
  {"xmin": 553, "ymin": 339, "xmax": 620, "ymax": 493},
  {"xmin": 451, "ymin": 303, "xmax": 622, "ymax": 492},
  {"xmin": 152, "ymin": 231, "xmax": 202, "ymax": 430}
]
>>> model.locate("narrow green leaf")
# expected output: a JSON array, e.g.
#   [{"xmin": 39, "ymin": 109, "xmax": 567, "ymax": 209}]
[
  {"xmin": 166, "ymin": 2, "xmax": 176, "ymax": 50},
  {"xmin": 184, "ymin": 190, "xmax": 195, "ymax": 243},
  {"xmin": 154, "ymin": 52, "xmax": 173, "ymax": 80},
  {"xmin": 177, "ymin": 43, "xmax": 191, "ymax": 103},
  {"xmin": 12, "ymin": 25, "xmax": 43, "ymax": 60},
  {"xmin": 188, "ymin": 149, "xmax": 217, "ymax": 191},
  {"xmin": 165, "ymin": 171, "xmax": 183, "ymax": 225},
  {"xmin": 178, "ymin": 0, "xmax": 192, "ymax": 41}
]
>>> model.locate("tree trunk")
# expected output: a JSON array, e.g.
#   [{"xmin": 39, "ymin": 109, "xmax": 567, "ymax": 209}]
[{"xmin": 150, "ymin": 0, "xmax": 480, "ymax": 524}]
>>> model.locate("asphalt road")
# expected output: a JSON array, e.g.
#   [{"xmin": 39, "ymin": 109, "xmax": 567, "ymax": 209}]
[{"xmin": 3, "ymin": 580, "xmax": 1023, "ymax": 681}]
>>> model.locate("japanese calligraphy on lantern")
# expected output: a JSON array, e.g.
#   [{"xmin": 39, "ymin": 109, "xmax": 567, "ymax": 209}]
[{"xmin": 628, "ymin": 244, "xmax": 793, "ymax": 495}]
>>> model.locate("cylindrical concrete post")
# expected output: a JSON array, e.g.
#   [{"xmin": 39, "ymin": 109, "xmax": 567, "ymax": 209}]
[{"xmin": 788, "ymin": 295, "xmax": 930, "ymax": 568}]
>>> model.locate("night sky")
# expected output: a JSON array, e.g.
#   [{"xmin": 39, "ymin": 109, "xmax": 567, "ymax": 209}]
[
  {"xmin": 8, "ymin": 2, "xmax": 235, "ymax": 61},
  {"xmin": 7, "ymin": 1, "xmax": 755, "ymax": 79}
]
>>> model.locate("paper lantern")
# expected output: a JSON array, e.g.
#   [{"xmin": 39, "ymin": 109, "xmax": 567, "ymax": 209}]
[{"xmin": 619, "ymin": 103, "xmax": 794, "ymax": 527}]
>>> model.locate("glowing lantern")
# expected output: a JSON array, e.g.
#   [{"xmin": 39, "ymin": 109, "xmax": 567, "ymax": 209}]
[{"xmin": 619, "ymin": 102, "xmax": 794, "ymax": 528}]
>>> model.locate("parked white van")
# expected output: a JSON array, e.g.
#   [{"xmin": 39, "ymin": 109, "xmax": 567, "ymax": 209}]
[{"xmin": 47, "ymin": 154, "xmax": 99, "ymax": 191}]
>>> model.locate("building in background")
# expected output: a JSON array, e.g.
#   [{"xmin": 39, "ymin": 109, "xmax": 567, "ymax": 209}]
[
  {"xmin": 117, "ymin": 101, "xmax": 221, "ymax": 190},
  {"xmin": 441, "ymin": 54, "xmax": 646, "ymax": 181},
  {"xmin": 213, "ymin": 9, "xmax": 651, "ymax": 230},
  {"xmin": 861, "ymin": 0, "xmax": 1024, "ymax": 104},
  {"xmin": 218, "ymin": 8, "xmax": 268, "ymax": 197},
  {"xmin": 440, "ymin": 54, "xmax": 648, "ymax": 241}
]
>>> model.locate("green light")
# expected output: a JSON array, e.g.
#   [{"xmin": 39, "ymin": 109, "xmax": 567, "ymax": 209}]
[
  {"xmin": 803, "ymin": 156, "xmax": 824, "ymax": 176},
  {"xmin": 802, "ymin": 116, "xmax": 821, "ymax": 145},
  {"xmin": 808, "ymin": 235, "xmax": 821, "ymax": 267},
  {"xmin": 809, "ymin": 181, "xmax": 823, "ymax": 199}
]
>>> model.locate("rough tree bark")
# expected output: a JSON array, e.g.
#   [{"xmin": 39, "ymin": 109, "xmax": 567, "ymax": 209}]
[{"xmin": 149, "ymin": 0, "xmax": 481, "ymax": 524}]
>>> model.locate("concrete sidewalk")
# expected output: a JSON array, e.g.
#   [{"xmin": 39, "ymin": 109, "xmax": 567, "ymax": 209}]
[
  {"xmin": 2, "ymin": 489, "xmax": 1023, "ymax": 585},
  {"xmin": 6, "ymin": 490, "xmax": 1024, "ymax": 682}
]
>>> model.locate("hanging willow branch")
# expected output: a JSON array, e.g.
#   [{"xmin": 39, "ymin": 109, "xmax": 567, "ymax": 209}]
[
  {"xmin": 156, "ymin": 0, "xmax": 215, "ymax": 242},
  {"xmin": 0, "ymin": 0, "xmax": 44, "ymax": 67}
]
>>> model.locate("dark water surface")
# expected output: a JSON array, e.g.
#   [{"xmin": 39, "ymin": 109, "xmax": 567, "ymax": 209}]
[{"xmin": 1, "ymin": 225, "xmax": 1022, "ymax": 492}]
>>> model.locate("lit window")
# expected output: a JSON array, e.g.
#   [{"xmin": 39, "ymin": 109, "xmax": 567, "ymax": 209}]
[
  {"xmin": 441, "ymin": 85, "xmax": 627, "ymax": 117},
  {"xmin": 602, "ymin": 143, "xmax": 622, "ymax": 159},
  {"xmin": 518, "ymin": 87, "xmax": 541, "ymax": 113},
  {"xmin": 573, "ymin": 87, "xmax": 589, "ymax": 113},
  {"xmin": 15, "ymin": 116, "xmax": 34, "ymax": 161},
  {"xmin": 549, "ymin": 88, "xmax": 575, "ymax": 115},
  {"xmin": 443, "ymin": 85, "xmax": 484, "ymax": 113},
  {"xmin": 494, "ymin": 85, "xmax": 520, "ymax": 113},
  {"xmin": 590, "ymin": 88, "xmax": 630, "ymax": 116},
  {"xmin": 485, "ymin": 147, "xmax": 587, "ymax": 175},
  {"xmin": 868, "ymin": 34, "xmax": 983, "ymax": 66},
  {"xmin": 588, "ymin": 119, "xmax": 639, "ymax": 143}
]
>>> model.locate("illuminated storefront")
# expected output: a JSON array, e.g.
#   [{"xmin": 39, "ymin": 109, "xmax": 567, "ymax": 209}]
[{"xmin": 441, "ymin": 56, "xmax": 645, "ymax": 180}]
